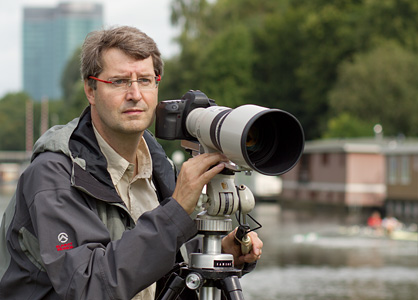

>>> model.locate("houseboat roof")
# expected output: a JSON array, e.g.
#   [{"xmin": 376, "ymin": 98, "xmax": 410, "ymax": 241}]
[{"xmin": 304, "ymin": 137, "xmax": 418, "ymax": 154}]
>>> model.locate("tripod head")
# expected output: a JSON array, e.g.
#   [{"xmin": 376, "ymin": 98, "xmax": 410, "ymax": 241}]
[{"xmin": 182, "ymin": 140, "xmax": 259, "ymax": 242}]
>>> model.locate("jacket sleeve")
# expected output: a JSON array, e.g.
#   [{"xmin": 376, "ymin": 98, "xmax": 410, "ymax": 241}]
[{"xmin": 22, "ymin": 153, "xmax": 197, "ymax": 300}]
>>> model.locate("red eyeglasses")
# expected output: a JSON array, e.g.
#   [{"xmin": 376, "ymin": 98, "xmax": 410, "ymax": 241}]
[{"xmin": 89, "ymin": 75, "xmax": 161, "ymax": 91}]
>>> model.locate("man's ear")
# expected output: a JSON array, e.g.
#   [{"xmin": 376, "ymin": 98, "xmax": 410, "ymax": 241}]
[{"xmin": 84, "ymin": 80, "xmax": 95, "ymax": 105}]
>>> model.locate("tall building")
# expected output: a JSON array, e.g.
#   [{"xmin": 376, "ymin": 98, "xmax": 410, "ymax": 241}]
[{"xmin": 23, "ymin": 2, "xmax": 103, "ymax": 101}]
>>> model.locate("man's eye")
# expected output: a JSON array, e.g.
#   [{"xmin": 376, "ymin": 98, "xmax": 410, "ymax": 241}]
[
  {"xmin": 112, "ymin": 79, "xmax": 129, "ymax": 86},
  {"xmin": 139, "ymin": 78, "xmax": 152, "ymax": 85}
]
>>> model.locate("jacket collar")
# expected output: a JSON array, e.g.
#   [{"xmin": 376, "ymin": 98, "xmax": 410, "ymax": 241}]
[{"xmin": 32, "ymin": 106, "xmax": 177, "ymax": 204}]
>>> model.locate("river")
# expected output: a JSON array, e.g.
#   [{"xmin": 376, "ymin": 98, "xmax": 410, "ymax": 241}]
[
  {"xmin": 1, "ymin": 183, "xmax": 417, "ymax": 299},
  {"xmin": 240, "ymin": 203, "xmax": 418, "ymax": 300}
]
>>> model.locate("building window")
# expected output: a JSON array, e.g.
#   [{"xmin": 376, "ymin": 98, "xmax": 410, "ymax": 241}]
[
  {"xmin": 388, "ymin": 156, "xmax": 397, "ymax": 184},
  {"xmin": 401, "ymin": 156, "xmax": 410, "ymax": 185},
  {"xmin": 298, "ymin": 154, "xmax": 310, "ymax": 183}
]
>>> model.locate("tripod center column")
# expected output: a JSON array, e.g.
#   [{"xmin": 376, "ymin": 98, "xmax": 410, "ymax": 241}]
[{"xmin": 203, "ymin": 234, "xmax": 222, "ymax": 254}]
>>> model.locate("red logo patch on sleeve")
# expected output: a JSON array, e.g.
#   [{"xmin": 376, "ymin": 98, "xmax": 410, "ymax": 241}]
[
  {"xmin": 56, "ymin": 232, "xmax": 74, "ymax": 251},
  {"xmin": 56, "ymin": 243, "xmax": 74, "ymax": 251}
]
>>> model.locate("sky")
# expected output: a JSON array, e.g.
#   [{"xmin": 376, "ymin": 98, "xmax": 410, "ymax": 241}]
[{"xmin": 0, "ymin": 0, "xmax": 180, "ymax": 98}]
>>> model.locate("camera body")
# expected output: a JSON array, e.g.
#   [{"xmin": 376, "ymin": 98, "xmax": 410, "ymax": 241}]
[{"xmin": 155, "ymin": 90, "xmax": 216, "ymax": 141}]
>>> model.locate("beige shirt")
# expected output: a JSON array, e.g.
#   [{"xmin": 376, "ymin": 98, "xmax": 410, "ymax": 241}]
[{"xmin": 93, "ymin": 126, "xmax": 159, "ymax": 300}]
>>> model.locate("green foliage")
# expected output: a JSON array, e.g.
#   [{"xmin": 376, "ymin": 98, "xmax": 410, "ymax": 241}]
[
  {"xmin": 0, "ymin": 92, "xmax": 68, "ymax": 151},
  {"xmin": 163, "ymin": 0, "xmax": 285, "ymax": 107},
  {"xmin": 328, "ymin": 42, "xmax": 418, "ymax": 136},
  {"xmin": 361, "ymin": 0, "xmax": 418, "ymax": 50},
  {"xmin": 251, "ymin": 0, "xmax": 370, "ymax": 138},
  {"xmin": 251, "ymin": 8, "xmax": 306, "ymax": 111},
  {"xmin": 61, "ymin": 47, "xmax": 82, "ymax": 101},
  {"xmin": 197, "ymin": 24, "xmax": 254, "ymax": 107},
  {"xmin": 322, "ymin": 112, "xmax": 374, "ymax": 139},
  {"xmin": 0, "ymin": 93, "xmax": 28, "ymax": 150},
  {"xmin": 60, "ymin": 81, "xmax": 87, "ymax": 124},
  {"xmin": 59, "ymin": 47, "xmax": 88, "ymax": 123}
]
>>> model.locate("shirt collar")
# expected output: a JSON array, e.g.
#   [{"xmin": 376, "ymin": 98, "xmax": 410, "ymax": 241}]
[{"xmin": 93, "ymin": 125, "xmax": 153, "ymax": 186}]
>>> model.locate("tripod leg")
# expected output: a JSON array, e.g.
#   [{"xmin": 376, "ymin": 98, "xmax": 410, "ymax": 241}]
[
  {"xmin": 219, "ymin": 276, "xmax": 245, "ymax": 300},
  {"xmin": 156, "ymin": 273, "xmax": 186, "ymax": 300},
  {"xmin": 199, "ymin": 285, "xmax": 221, "ymax": 300}
]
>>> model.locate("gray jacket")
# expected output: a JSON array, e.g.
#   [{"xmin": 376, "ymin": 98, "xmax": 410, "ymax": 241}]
[{"xmin": 0, "ymin": 107, "xmax": 198, "ymax": 299}]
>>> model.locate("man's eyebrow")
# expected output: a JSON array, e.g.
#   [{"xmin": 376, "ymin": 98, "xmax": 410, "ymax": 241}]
[{"xmin": 136, "ymin": 73, "xmax": 155, "ymax": 77}]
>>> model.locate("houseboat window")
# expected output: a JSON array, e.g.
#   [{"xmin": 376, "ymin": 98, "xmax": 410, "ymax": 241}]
[
  {"xmin": 401, "ymin": 156, "xmax": 410, "ymax": 185},
  {"xmin": 388, "ymin": 156, "xmax": 397, "ymax": 184},
  {"xmin": 298, "ymin": 154, "xmax": 311, "ymax": 182}
]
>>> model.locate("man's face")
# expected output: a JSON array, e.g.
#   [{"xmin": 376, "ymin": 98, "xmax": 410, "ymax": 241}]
[{"xmin": 85, "ymin": 48, "xmax": 158, "ymax": 142}]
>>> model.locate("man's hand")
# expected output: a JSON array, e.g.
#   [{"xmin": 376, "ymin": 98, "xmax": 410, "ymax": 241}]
[
  {"xmin": 221, "ymin": 227, "xmax": 263, "ymax": 269},
  {"xmin": 173, "ymin": 152, "xmax": 228, "ymax": 215}
]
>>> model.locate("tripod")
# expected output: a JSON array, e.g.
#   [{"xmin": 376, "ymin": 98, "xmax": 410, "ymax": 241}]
[{"xmin": 157, "ymin": 173, "xmax": 259, "ymax": 300}]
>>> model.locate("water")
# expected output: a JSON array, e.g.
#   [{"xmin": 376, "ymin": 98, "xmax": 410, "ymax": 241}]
[
  {"xmin": 241, "ymin": 266, "xmax": 418, "ymax": 300},
  {"xmin": 1, "ymin": 185, "xmax": 417, "ymax": 299},
  {"xmin": 241, "ymin": 204, "xmax": 418, "ymax": 300}
]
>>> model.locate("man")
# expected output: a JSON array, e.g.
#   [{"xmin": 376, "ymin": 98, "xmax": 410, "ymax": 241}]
[{"xmin": 0, "ymin": 26, "xmax": 262, "ymax": 299}]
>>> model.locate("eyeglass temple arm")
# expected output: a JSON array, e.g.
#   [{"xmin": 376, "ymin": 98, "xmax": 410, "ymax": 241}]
[{"xmin": 88, "ymin": 76, "xmax": 112, "ymax": 83}]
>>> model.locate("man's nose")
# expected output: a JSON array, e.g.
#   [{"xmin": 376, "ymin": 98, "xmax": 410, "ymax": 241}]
[{"xmin": 126, "ymin": 81, "xmax": 143, "ymax": 101}]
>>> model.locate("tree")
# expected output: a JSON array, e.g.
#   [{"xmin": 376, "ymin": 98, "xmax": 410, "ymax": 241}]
[
  {"xmin": 164, "ymin": 0, "xmax": 285, "ymax": 107},
  {"xmin": 360, "ymin": 0, "xmax": 418, "ymax": 51},
  {"xmin": 61, "ymin": 47, "xmax": 82, "ymax": 100},
  {"xmin": 328, "ymin": 42, "xmax": 418, "ymax": 137},
  {"xmin": 252, "ymin": 1, "xmax": 369, "ymax": 139},
  {"xmin": 322, "ymin": 112, "xmax": 374, "ymax": 139},
  {"xmin": 60, "ymin": 47, "xmax": 88, "ymax": 123},
  {"xmin": 0, "ymin": 93, "xmax": 29, "ymax": 150},
  {"xmin": 197, "ymin": 23, "xmax": 254, "ymax": 107}
]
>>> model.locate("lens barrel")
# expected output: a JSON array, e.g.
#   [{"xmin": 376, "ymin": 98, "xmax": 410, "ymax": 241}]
[
  {"xmin": 186, "ymin": 105, "xmax": 304, "ymax": 176},
  {"xmin": 239, "ymin": 108, "xmax": 304, "ymax": 175}
]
